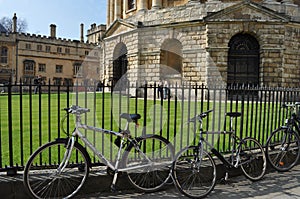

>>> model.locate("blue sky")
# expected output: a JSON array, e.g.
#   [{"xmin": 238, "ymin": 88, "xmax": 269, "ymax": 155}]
[{"xmin": 0, "ymin": 0, "xmax": 106, "ymax": 40}]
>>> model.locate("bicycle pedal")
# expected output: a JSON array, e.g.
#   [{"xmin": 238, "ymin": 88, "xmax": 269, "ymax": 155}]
[
  {"xmin": 111, "ymin": 184, "xmax": 117, "ymax": 193},
  {"xmin": 219, "ymin": 178, "xmax": 228, "ymax": 185}
]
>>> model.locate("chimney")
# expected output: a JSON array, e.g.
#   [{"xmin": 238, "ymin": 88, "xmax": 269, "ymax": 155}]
[
  {"xmin": 80, "ymin": 23, "xmax": 84, "ymax": 42},
  {"xmin": 12, "ymin": 13, "xmax": 17, "ymax": 33},
  {"xmin": 50, "ymin": 24, "xmax": 56, "ymax": 38}
]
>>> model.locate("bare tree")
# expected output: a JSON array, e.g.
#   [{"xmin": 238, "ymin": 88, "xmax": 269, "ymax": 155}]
[{"xmin": 0, "ymin": 16, "xmax": 28, "ymax": 33}]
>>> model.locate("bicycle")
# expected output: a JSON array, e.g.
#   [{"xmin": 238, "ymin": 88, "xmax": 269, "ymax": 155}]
[
  {"xmin": 172, "ymin": 110, "xmax": 267, "ymax": 198},
  {"xmin": 23, "ymin": 105, "xmax": 174, "ymax": 199},
  {"xmin": 265, "ymin": 102, "xmax": 300, "ymax": 172}
]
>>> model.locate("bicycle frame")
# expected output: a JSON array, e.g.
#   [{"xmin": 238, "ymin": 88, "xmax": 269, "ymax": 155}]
[
  {"xmin": 282, "ymin": 103, "xmax": 300, "ymax": 133},
  {"xmin": 61, "ymin": 112, "xmax": 153, "ymax": 175},
  {"xmin": 199, "ymin": 133, "xmax": 246, "ymax": 169},
  {"xmin": 196, "ymin": 113, "xmax": 249, "ymax": 169}
]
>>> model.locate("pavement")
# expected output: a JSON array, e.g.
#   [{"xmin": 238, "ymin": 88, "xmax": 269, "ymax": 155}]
[{"xmin": 1, "ymin": 164, "xmax": 299, "ymax": 199}]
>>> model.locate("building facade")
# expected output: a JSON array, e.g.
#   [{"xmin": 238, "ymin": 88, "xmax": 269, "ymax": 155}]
[
  {"xmin": 91, "ymin": 0, "xmax": 300, "ymax": 89},
  {"xmin": 0, "ymin": 14, "xmax": 98, "ymax": 85}
]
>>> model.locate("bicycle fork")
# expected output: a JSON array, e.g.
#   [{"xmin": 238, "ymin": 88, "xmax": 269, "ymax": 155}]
[{"xmin": 56, "ymin": 137, "xmax": 76, "ymax": 174}]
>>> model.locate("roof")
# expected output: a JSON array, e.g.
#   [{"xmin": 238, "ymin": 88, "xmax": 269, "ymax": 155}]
[{"xmin": 0, "ymin": 23, "xmax": 8, "ymax": 33}]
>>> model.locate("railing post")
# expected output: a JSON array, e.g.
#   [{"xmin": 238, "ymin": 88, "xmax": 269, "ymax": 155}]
[{"xmin": 7, "ymin": 82, "xmax": 17, "ymax": 176}]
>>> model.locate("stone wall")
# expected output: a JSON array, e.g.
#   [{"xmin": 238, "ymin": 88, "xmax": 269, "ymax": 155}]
[
  {"xmin": 0, "ymin": 32, "xmax": 97, "ymax": 84},
  {"xmin": 102, "ymin": 0, "xmax": 300, "ymax": 89}
]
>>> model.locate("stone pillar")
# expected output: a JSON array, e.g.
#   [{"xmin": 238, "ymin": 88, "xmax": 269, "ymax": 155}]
[
  {"xmin": 138, "ymin": 0, "xmax": 148, "ymax": 11},
  {"xmin": 12, "ymin": 13, "xmax": 17, "ymax": 33},
  {"xmin": 109, "ymin": 0, "xmax": 114, "ymax": 24},
  {"xmin": 114, "ymin": 0, "xmax": 121, "ymax": 19},
  {"xmin": 152, "ymin": 0, "xmax": 162, "ymax": 9},
  {"xmin": 107, "ymin": 0, "xmax": 111, "ymax": 25}
]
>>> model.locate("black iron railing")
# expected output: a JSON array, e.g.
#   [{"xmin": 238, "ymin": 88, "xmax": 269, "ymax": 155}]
[{"xmin": 0, "ymin": 82, "xmax": 300, "ymax": 174}]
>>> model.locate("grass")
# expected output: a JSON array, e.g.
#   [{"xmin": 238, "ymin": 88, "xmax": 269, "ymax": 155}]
[{"xmin": 0, "ymin": 91, "xmax": 284, "ymax": 168}]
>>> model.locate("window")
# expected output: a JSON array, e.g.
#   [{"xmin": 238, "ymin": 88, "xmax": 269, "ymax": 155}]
[
  {"xmin": 24, "ymin": 60, "xmax": 35, "ymax": 75},
  {"xmin": 56, "ymin": 65, "xmax": 63, "ymax": 73},
  {"xmin": 53, "ymin": 77, "xmax": 62, "ymax": 85},
  {"xmin": 85, "ymin": 51, "xmax": 89, "ymax": 55},
  {"xmin": 0, "ymin": 47, "xmax": 8, "ymax": 64},
  {"xmin": 57, "ymin": 47, "xmax": 62, "ymax": 53},
  {"xmin": 128, "ymin": 0, "xmax": 135, "ymax": 10},
  {"xmin": 73, "ymin": 63, "xmax": 82, "ymax": 76},
  {"xmin": 38, "ymin": 64, "xmax": 46, "ymax": 72},
  {"xmin": 37, "ymin": 45, "xmax": 42, "ymax": 51},
  {"xmin": 25, "ymin": 62, "xmax": 34, "ymax": 71},
  {"xmin": 46, "ymin": 46, "xmax": 51, "ymax": 52},
  {"xmin": 65, "ymin": 48, "xmax": 70, "ymax": 54},
  {"xmin": 25, "ymin": 43, "xmax": 31, "ymax": 50},
  {"xmin": 64, "ymin": 78, "xmax": 73, "ymax": 86}
]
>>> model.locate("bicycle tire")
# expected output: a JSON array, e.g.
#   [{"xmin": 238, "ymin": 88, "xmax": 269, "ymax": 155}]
[
  {"xmin": 239, "ymin": 137, "xmax": 267, "ymax": 181},
  {"xmin": 23, "ymin": 138, "xmax": 90, "ymax": 199},
  {"xmin": 122, "ymin": 134, "xmax": 174, "ymax": 192},
  {"xmin": 172, "ymin": 146, "xmax": 217, "ymax": 199},
  {"xmin": 266, "ymin": 128, "xmax": 300, "ymax": 172}
]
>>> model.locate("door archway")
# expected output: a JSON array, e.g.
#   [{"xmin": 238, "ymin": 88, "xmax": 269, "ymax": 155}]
[
  {"xmin": 227, "ymin": 33, "xmax": 260, "ymax": 97},
  {"xmin": 112, "ymin": 43, "xmax": 128, "ymax": 87}
]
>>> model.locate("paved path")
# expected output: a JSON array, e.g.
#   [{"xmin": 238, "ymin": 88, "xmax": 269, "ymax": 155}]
[
  {"xmin": 1, "ymin": 164, "xmax": 299, "ymax": 198},
  {"xmin": 77, "ymin": 164, "xmax": 300, "ymax": 199}
]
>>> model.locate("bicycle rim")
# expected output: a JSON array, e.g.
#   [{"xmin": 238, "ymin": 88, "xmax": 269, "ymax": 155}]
[
  {"xmin": 266, "ymin": 129, "xmax": 300, "ymax": 172},
  {"xmin": 23, "ymin": 139, "xmax": 89, "ymax": 199},
  {"xmin": 240, "ymin": 137, "xmax": 266, "ymax": 181},
  {"xmin": 173, "ymin": 146, "xmax": 216, "ymax": 198},
  {"xmin": 122, "ymin": 135, "xmax": 174, "ymax": 192}
]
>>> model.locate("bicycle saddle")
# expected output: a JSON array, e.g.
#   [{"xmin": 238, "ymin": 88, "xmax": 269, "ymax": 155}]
[
  {"xmin": 226, "ymin": 112, "xmax": 242, "ymax": 117},
  {"xmin": 120, "ymin": 113, "xmax": 141, "ymax": 122}
]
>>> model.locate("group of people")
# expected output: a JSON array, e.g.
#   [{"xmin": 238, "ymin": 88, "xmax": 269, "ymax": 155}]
[{"xmin": 157, "ymin": 81, "xmax": 170, "ymax": 99}]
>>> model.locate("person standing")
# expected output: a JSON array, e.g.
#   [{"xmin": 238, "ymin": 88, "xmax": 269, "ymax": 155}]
[{"xmin": 34, "ymin": 75, "xmax": 42, "ymax": 94}]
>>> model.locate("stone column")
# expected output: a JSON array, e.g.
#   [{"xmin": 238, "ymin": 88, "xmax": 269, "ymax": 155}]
[
  {"xmin": 107, "ymin": 0, "xmax": 111, "ymax": 25},
  {"xmin": 152, "ymin": 0, "xmax": 162, "ymax": 9},
  {"xmin": 114, "ymin": 0, "xmax": 121, "ymax": 19},
  {"xmin": 109, "ymin": 0, "xmax": 114, "ymax": 24},
  {"xmin": 138, "ymin": 0, "xmax": 147, "ymax": 11}
]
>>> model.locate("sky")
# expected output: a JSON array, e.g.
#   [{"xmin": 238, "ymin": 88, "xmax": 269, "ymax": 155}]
[{"xmin": 0, "ymin": 0, "xmax": 107, "ymax": 40}]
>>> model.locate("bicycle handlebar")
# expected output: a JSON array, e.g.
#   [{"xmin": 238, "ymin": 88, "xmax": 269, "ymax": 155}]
[
  {"xmin": 189, "ymin": 109, "xmax": 214, "ymax": 123},
  {"xmin": 63, "ymin": 105, "xmax": 90, "ymax": 115},
  {"xmin": 281, "ymin": 102, "xmax": 300, "ymax": 109}
]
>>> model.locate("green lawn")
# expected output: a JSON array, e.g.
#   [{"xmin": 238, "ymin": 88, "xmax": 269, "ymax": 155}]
[{"xmin": 0, "ymin": 91, "xmax": 284, "ymax": 168}]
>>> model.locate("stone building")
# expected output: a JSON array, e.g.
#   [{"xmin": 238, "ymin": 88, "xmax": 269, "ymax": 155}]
[
  {"xmin": 90, "ymin": 0, "xmax": 300, "ymax": 89},
  {"xmin": 0, "ymin": 14, "xmax": 98, "ymax": 85}
]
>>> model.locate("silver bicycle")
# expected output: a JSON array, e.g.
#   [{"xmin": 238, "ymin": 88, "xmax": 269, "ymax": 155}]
[
  {"xmin": 172, "ymin": 110, "xmax": 267, "ymax": 198},
  {"xmin": 23, "ymin": 105, "xmax": 174, "ymax": 199}
]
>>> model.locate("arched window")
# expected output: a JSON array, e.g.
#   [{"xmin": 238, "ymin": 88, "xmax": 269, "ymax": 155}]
[
  {"xmin": 227, "ymin": 33, "xmax": 260, "ymax": 88},
  {"xmin": 112, "ymin": 43, "xmax": 128, "ymax": 87},
  {"xmin": 0, "ymin": 47, "xmax": 8, "ymax": 64},
  {"xmin": 160, "ymin": 39, "xmax": 183, "ymax": 76}
]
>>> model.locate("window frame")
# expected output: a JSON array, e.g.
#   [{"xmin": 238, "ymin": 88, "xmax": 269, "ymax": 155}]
[
  {"xmin": 0, "ymin": 46, "xmax": 8, "ymax": 64},
  {"xmin": 55, "ymin": 65, "xmax": 63, "ymax": 73}
]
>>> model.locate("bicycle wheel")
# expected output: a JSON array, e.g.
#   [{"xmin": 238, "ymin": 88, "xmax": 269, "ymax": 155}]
[
  {"xmin": 23, "ymin": 138, "xmax": 90, "ymax": 199},
  {"xmin": 266, "ymin": 128, "xmax": 300, "ymax": 172},
  {"xmin": 122, "ymin": 134, "xmax": 174, "ymax": 192},
  {"xmin": 172, "ymin": 146, "xmax": 217, "ymax": 199},
  {"xmin": 239, "ymin": 137, "xmax": 266, "ymax": 181}
]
